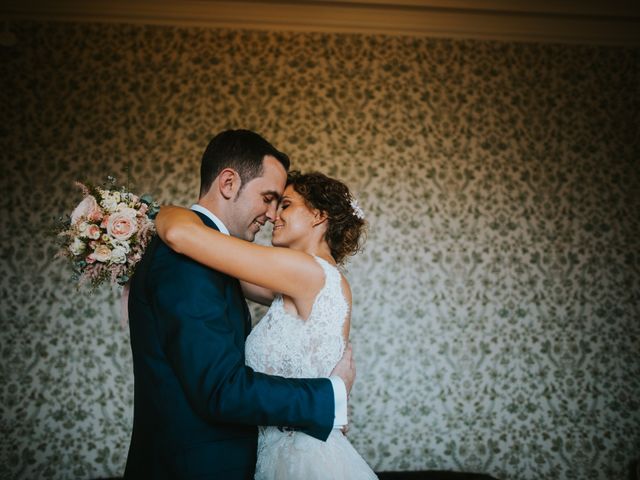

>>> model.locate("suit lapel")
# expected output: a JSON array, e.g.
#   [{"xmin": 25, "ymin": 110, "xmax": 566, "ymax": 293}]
[
  {"xmin": 241, "ymin": 296, "xmax": 252, "ymax": 338},
  {"xmin": 192, "ymin": 210, "xmax": 252, "ymax": 338},
  {"xmin": 192, "ymin": 210, "xmax": 219, "ymax": 231}
]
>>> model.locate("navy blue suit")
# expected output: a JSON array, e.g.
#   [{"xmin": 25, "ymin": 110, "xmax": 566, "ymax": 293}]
[{"xmin": 124, "ymin": 212, "xmax": 335, "ymax": 479}]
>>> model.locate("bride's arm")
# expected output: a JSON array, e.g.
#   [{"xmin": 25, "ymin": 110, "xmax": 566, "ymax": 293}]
[
  {"xmin": 241, "ymin": 281, "xmax": 275, "ymax": 306},
  {"xmin": 156, "ymin": 206, "xmax": 324, "ymax": 300}
]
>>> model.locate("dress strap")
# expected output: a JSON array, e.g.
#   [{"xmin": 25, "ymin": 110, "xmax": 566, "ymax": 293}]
[{"xmin": 311, "ymin": 256, "xmax": 344, "ymax": 301}]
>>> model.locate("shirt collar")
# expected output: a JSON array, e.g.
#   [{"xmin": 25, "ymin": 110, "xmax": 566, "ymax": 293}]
[{"xmin": 190, "ymin": 204, "xmax": 230, "ymax": 236}]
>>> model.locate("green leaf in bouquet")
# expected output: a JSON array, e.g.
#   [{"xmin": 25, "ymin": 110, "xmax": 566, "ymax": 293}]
[{"xmin": 140, "ymin": 193, "xmax": 154, "ymax": 205}]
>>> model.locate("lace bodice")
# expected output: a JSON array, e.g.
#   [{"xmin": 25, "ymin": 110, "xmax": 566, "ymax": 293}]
[{"xmin": 245, "ymin": 256, "xmax": 348, "ymax": 378}]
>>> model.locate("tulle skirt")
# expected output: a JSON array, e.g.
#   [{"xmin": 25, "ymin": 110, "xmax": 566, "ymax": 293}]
[{"xmin": 255, "ymin": 427, "xmax": 378, "ymax": 480}]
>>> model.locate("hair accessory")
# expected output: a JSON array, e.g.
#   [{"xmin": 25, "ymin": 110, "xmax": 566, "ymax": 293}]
[{"xmin": 350, "ymin": 197, "xmax": 365, "ymax": 220}]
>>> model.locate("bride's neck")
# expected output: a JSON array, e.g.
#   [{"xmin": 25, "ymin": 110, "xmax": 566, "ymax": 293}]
[{"xmin": 302, "ymin": 242, "xmax": 335, "ymax": 266}]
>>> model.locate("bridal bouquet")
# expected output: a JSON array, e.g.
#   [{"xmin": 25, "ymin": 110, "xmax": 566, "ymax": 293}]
[{"xmin": 56, "ymin": 178, "xmax": 159, "ymax": 289}]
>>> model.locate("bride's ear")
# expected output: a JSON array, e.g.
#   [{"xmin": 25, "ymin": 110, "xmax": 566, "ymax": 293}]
[
  {"xmin": 218, "ymin": 168, "xmax": 241, "ymax": 200},
  {"xmin": 312, "ymin": 210, "xmax": 328, "ymax": 228}
]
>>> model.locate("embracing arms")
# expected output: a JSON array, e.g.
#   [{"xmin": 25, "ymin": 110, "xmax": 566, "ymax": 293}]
[
  {"xmin": 240, "ymin": 281, "xmax": 275, "ymax": 306},
  {"xmin": 156, "ymin": 206, "xmax": 324, "ymax": 301},
  {"xmin": 147, "ymin": 250, "xmax": 336, "ymax": 440}
]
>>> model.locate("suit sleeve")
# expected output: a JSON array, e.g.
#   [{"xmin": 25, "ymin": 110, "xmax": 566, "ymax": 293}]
[{"xmin": 150, "ymin": 247, "xmax": 335, "ymax": 441}]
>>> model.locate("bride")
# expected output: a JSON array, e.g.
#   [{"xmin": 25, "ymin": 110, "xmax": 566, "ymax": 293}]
[{"xmin": 156, "ymin": 170, "xmax": 377, "ymax": 479}]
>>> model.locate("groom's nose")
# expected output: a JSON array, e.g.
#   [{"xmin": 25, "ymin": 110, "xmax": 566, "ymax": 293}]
[{"xmin": 265, "ymin": 203, "xmax": 277, "ymax": 222}]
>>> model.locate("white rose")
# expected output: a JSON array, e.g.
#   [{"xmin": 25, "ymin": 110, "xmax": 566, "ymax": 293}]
[
  {"xmin": 92, "ymin": 244, "xmax": 112, "ymax": 262},
  {"xmin": 100, "ymin": 192, "xmax": 120, "ymax": 212},
  {"xmin": 69, "ymin": 238, "xmax": 86, "ymax": 256},
  {"xmin": 110, "ymin": 246, "xmax": 127, "ymax": 264},
  {"xmin": 113, "ymin": 240, "xmax": 131, "ymax": 253}
]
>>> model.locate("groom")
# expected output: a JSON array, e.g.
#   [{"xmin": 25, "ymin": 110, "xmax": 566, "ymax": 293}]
[{"xmin": 124, "ymin": 130, "xmax": 355, "ymax": 479}]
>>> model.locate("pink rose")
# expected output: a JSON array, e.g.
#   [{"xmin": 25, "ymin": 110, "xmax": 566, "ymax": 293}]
[
  {"xmin": 107, "ymin": 210, "xmax": 138, "ymax": 241},
  {"xmin": 88, "ymin": 209, "xmax": 103, "ymax": 222},
  {"xmin": 86, "ymin": 224, "xmax": 101, "ymax": 240},
  {"xmin": 70, "ymin": 195, "xmax": 100, "ymax": 225}
]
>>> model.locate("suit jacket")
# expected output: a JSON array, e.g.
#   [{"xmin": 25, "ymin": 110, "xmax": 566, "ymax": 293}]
[{"xmin": 124, "ymin": 211, "xmax": 335, "ymax": 479}]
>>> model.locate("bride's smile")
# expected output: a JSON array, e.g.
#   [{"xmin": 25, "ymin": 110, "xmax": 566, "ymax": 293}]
[{"xmin": 272, "ymin": 187, "xmax": 311, "ymax": 245}]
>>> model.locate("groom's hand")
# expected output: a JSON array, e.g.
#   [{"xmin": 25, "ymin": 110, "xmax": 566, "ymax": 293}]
[{"xmin": 331, "ymin": 343, "xmax": 356, "ymax": 395}]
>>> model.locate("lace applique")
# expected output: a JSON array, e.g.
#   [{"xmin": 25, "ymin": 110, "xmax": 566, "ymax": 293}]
[{"xmin": 245, "ymin": 256, "xmax": 348, "ymax": 379}]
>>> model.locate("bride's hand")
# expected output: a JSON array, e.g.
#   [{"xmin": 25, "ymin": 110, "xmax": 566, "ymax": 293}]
[{"xmin": 330, "ymin": 343, "xmax": 356, "ymax": 395}]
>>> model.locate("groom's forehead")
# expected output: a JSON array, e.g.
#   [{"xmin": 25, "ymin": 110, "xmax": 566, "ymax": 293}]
[
  {"xmin": 253, "ymin": 160, "xmax": 286, "ymax": 192},
  {"xmin": 244, "ymin": 171, "xmax": 284, "ymax": 199}
]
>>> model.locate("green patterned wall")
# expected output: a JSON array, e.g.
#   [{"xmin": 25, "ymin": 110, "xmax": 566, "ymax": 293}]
[{"xmin": 1, "ymin": 22, "xmax": 639, "ymax": 480}]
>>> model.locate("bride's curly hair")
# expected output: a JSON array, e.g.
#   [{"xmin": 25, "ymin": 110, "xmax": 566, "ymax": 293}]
[{"xmin": 286, "ymin": 171, "xmax": 367, "ymax": 265}]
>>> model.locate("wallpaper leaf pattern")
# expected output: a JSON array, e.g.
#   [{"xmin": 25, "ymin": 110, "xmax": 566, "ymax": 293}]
[{"xmin": 1, "ymin": 22, "xmax": 639, "ymax": 480}]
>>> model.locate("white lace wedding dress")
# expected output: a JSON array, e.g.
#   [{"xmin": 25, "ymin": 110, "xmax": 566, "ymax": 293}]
[{"xmin": 245, "ymin": 256, "xmax": 378, "ymax": 480}]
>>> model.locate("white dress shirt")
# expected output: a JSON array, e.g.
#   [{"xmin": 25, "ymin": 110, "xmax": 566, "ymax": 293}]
[{"xmin": 190, "ymin": 204, "xmax": 348, "ymax": 427}]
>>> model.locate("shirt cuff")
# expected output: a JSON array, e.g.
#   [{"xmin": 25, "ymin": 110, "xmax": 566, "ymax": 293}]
[{"xmin": 329, "ymin": 376, "xmax": 348, "ymax": 427}]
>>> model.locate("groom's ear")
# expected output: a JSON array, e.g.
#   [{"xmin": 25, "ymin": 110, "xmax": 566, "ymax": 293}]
[{"xmin": 218, "ymin": 168, "xmax": 241, "ymax": 200}]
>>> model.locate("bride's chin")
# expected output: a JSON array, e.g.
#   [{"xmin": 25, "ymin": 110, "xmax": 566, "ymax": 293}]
[
  {"xmin": 271, "ymin": 235, "xmax": 286, "ymax": 248},
  {"xmin": 271, "ymin": 235, "xmax": 289, "ymax": 248}
]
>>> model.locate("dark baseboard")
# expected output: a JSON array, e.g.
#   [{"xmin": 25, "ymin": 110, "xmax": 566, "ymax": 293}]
[
  {"xmin": 376, "ymin": 472, "xmax": 499, "ymax": 480},
  {"xmin": 95, "ymin": 473, "xmax": 499, "ymax": 480}
]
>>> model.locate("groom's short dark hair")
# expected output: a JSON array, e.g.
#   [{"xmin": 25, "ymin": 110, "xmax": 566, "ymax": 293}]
[{"xmin": 199, "ymin": 129, "xmax": 290, "ymax": 197}]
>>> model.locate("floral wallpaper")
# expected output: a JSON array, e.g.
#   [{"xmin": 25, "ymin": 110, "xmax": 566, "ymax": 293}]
[{"xmin": 1, "ymin": 22, "xmax": 639, "ymax": 480}]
